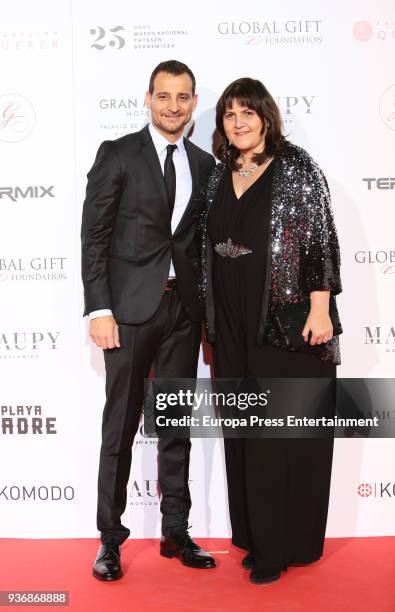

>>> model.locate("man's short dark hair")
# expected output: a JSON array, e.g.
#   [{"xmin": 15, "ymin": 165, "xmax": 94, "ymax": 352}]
[{"xmin": 148, "ymin": 60, "xmax": 196, "ymax": 95}]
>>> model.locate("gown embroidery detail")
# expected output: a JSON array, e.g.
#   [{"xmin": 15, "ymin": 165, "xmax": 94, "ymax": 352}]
[{"xmin": 214, "ymin": 237, "xmax": 252, "ymax": 258}]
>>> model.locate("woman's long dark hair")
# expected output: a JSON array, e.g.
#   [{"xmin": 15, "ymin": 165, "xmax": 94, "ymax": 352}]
[{"xmin": 216, "ymin": 77, "xmax": 286, "ymax": 170}]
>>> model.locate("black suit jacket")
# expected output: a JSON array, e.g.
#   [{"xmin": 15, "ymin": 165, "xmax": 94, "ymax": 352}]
[{"xmin": 81, "ymin": 125, "xmax": 216, "ymax": 323}]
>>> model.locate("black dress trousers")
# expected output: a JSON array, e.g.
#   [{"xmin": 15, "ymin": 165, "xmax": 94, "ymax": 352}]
[{"xmin": 97, "ymin": 287, "xmax": 201, "ymax": 545}]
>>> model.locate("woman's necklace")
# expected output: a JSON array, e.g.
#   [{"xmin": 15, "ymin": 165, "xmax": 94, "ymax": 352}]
[{"xmin": 238, "ymin": 162, "xmax": 258, "ymax": 177}]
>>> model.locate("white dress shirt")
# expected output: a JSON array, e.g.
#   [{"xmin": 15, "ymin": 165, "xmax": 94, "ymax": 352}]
[{"xmin": 89, "ymin": 123, "xmax": 193, "ymax": 320}]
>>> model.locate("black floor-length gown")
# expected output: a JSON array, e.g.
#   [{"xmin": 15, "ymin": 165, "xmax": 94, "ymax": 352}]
[{"xmin": 208, "ymin": 161, "xmax": 335, "ymax": 571}]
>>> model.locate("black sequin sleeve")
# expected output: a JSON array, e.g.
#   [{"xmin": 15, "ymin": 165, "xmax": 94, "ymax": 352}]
[{"xmin": 297, "ymin": 156, "xmax": 342, "ymax": 296}]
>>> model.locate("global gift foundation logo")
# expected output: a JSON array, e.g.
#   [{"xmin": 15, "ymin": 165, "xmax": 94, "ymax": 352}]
[
  {"xmin": 217, "ymin": 19, "xmax": 323, "ymax": 46},
  {"xmin": 0, "ymin": 257, "xmax": 67, "ymax": 284},
  {"xmin": 0, "ymin": 94, "xmax": 36, "ymax": 143},
  {"xmin": 354, "ymin": 250, "xmax": 395, "ymax": 275}
]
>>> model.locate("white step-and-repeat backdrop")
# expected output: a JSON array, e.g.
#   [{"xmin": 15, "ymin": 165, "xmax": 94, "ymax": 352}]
[{"xmin": 1, "ymin": 0, "xmax": 394, "ymax": 539}]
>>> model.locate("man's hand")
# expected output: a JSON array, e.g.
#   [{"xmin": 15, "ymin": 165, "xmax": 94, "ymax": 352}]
[{"xmin": 89, "ymin": 315, "xmax": 120, "ymax": 350}]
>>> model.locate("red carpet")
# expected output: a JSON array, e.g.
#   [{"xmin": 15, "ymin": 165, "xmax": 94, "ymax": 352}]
[{"xmin": 1, "ymin": 538, "xmax": 394, "ymax": 611}]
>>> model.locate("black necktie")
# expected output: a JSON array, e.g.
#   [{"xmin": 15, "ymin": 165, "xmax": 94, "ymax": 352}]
[{"xmin": 164, "ymin": 144, "xmax": 177, "ymax": 215}]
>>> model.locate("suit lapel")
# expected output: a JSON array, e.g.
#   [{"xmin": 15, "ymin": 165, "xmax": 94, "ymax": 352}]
[
  {"xmin": 184, "ymin": 137, "xmax": 199, "ymax": 194},
  {"xmin": 173, "ymin": 137, "xmax": 199, "ymax": 236}
]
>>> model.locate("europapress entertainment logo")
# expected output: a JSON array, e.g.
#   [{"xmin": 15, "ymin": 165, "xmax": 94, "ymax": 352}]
[
  {"xmin": 217, "ymin": 19, "xmax": 323, "ymax": 46},
  {"xmin": 89, "ymin": 24, "xmax": 188, "ymax": 52},
  {"xmin": 0, "ymin": 94, "xmax": 36, "ymax": 143},
  {"xmin": 97, "ymin": 96, "xmax": 150, "ymax": 139},
  {"xmin": 358, "ymin": 482, "xmax": 395, "ymax": 498},
  {"xmin": 0, "ymin": 331, "xmax": 62, "ymax": 359},
  {"xmin": 0, "ymin": 257, "xmax": 68, "ymax": 284}
]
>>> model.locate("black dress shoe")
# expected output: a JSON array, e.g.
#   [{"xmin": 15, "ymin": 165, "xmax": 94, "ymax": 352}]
[
  {"xmin": 250, "ymin": 567, "xmax": 282, "ymax": 584},
  {"xmin": 160, "ymin": 532, "xmax": 216, "ymax": 569},
  {"xmin": 242, "ymin": 552, "xmax": 255, "ymax": 569},
  {"xmin": 288, "ymin": 556, "xmax": 319, "ymax": 567},
  {"xmin": 92, "ymin": 544, "xmax": 123, "ymax": 581}
]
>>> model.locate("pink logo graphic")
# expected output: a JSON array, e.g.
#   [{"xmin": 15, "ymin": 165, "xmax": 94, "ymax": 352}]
[
  {"xmin": 379, "ymin": 85, "xmax": 395, "ymax": 131},
  {"xmin": 246, "ymin": 35, "xmax": 263, "ymax": 46},
  {"xmin": 0, "ymin": 94, "xmax": 36, "ymax": 143},
  {"xmin": 357, "ymin": 483, "xmax": 372, "ymax": 498},
  {"xmin": 353, "ymin": 21, "xmax": 373, "ymax": 42},
  {"xmin": 382, "ymin": 264, "xmax": 395, "ymax": 275}
]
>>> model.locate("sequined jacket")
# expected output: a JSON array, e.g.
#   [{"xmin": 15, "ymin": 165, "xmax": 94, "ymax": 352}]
[{"xmin": 199, "ymin": 142, "xmax": 342, "ymax": 364}]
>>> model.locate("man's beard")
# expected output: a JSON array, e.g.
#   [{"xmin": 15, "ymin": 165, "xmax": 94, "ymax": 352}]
[{"xmin": 154, "ymin": 115, "xmax": 188, "ymax": 135}]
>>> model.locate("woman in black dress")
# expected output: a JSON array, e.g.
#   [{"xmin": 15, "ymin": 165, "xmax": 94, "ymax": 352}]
[{"xmin": 201, "ymin": 78, "xmax": 342, "ymax": 584}]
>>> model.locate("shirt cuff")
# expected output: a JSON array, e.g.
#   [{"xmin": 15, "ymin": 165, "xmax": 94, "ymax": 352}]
[{"xmin": 89, "ymin": 309, "xmax": 113, "ymax": 320}]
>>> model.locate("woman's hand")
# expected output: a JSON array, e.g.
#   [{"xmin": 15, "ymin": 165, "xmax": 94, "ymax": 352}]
[{"xmin": 302, "ymin": 290, "xmax": 333, "ymax": 345}]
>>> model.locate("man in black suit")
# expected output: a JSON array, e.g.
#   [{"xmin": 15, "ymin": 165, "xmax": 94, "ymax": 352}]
[{"xmin": 81, "ymin": 60, "xmax": 216, "ymax": 580}]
